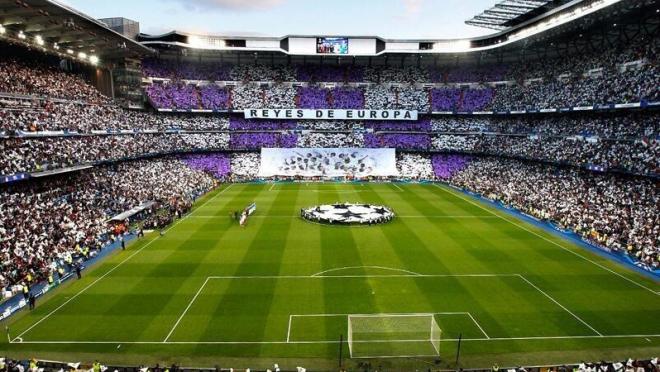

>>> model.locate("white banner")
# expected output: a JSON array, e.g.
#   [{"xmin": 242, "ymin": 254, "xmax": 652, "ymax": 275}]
[
  {"xmin": 259, "ymin": 148, "xmax": 398, "ymax": 177},
  {"xmin": 245, "ymin": 109, "xmax": 418, "ymax": 121}
]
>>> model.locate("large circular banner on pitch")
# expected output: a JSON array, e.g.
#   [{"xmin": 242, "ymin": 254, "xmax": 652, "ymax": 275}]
[{"xmin": 300, "ymin": 203, "xmax": 395, "ymax": 226}]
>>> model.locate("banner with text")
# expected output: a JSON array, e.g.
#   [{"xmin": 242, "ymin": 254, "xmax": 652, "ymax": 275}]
[
  {"xmin": 259, "ymin": 148, "xmax": 398, "ymax": 177},
  {"xmin": 245, "ymin": 109, "xmax": 418, "ymax": 121}
]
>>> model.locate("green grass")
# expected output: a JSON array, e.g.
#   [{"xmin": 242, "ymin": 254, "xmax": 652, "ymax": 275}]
[{"xmin": 2, "ymin": 183, "xmax": 659, "ymax": 370}]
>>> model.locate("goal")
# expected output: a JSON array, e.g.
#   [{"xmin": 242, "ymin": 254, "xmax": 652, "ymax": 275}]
[{"xmin": 347, "ymin": 314, "xmax": 441, "ymax": 358}]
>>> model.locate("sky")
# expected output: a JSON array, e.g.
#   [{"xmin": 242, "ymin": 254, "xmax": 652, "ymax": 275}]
[{"xmin": 61, "ymin": 0, "xmax": 496, "ymax": 39}]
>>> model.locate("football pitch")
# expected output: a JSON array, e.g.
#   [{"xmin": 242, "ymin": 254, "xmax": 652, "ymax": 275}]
[{"xmin": 2, "ymin": 183, "xmax": 659, "ymax": 370}]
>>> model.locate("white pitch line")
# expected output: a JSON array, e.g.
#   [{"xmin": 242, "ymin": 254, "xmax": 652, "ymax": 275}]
[
  {"xmin": 391, "ymin": 183, "xmax": 404, "ymax": 192},
  {"xmin": 517, "ymin": 274, "xmax": 602, "ymax": 337},
  {"xmin": 14, "ymin": 185, "xmax": 233, "ymax": 342},
  {"xmin": 163, "ymin": 277, "xmax": 211, "ymax": 342},
  {"xmin": 188, "ymin": 215, "xmax": 497, "ymax": 219},
  {"xmin": 14, "ymin": 236, "xmax": 158, "ymax": 341},
  {"xmin": 467, "ymin": 312, "xmax": 490, "ymax": 339},
  {"xmin": 352, "ymin": 354, "xmax": 441, "ymax": 359},
  {"xmin": 433, "ymin": 184, "xmax": 660, "ymax": 296},
  {"xmin": 13, "ymin": 334, "xmax": 660, "ymax": 345},
  {"xmin": 290, "ymin": 312, "xmax": 469, "ymax": 317},
  {"xmin": 311, "ymin": 265, "xmax": 423, "ymax": 277},
  {"xmin": 269, "ymin": 183, "xmax": 276, "ymax": 191},
  {"xmin": 288, "ymin": 312, "xmax": 490, "ymax": 339},
  {"xmin": 398, "ymin": 215, "xmax": 498, "ymax": 219},
  {"xmin": 204, "ymin": 274, "xmax": 518, "ymax": 279},
  {"xmin": 286, "ymin": 315, "xmax": 292, "ymax": 343}
]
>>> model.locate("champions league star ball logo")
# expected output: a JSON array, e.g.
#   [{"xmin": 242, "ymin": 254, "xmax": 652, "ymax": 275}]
[{"xmin": 301, "ymin": 203, "xmax": 395, "ymax": 226}]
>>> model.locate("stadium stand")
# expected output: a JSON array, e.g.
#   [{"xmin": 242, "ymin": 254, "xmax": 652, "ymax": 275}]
[
  {"xmin": 138, "ymin": 38, "xmax": 658, "ymax": 112},
  {"xmin": 0, "ymin": 157, "xmax": 216, "ymax": 288},
  {"xmin": 0, "ymin": 0, "xmax": 658, "ymax": 368},
  {"xmin": 438, "ymin": 156, "xmax": 658, "ymax": 272},
  {"xmin": 0, "ymin": 355, "xmax": 658, "ymax": 372}
]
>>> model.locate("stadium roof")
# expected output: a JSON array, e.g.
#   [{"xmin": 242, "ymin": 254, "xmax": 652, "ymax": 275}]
[
  {"xmin": 137, "ymin": 0, "xmax": 652, "ymax": 62},
  {"xmin": 466, "ymin": 0, "xmax": 574, "ymax": 30},
  {"xmin": 0, "ymin": 0, "xmax": 153, "ymax": 63}
]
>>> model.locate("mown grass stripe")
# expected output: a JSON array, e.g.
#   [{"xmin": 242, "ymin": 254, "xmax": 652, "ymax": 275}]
[
  {"xmin": 4, "ymin": 183, "xmax": 659, "ymax": 368},
  {"xmin": 191, "ymin": 184, "xmax": 299, "ymax": 347},
  {"xmin": 13, "ymin": 186, "xmax": 233, "ymax": 341},
  {"xmin": 430, "ymin": 184, "xmax": 660, "ymax": 295},
  {"xmin": 361, "ymin": 184, "xmax": 511, "ymax": 340}
]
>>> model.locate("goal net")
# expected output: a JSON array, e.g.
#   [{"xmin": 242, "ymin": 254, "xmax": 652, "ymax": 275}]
[{"xmin": 347, "ymin": 314, "xmax": 441, "ymax": 358}]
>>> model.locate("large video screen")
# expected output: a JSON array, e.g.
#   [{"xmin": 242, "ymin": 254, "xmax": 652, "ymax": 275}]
[{"xmin": 316, "ymin": 37, "xmax": 349, "ymax": 54}]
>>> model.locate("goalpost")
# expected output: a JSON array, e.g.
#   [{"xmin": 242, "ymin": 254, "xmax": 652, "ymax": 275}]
[{"xmin": 347, "ymin": 314, "xmax": 441, "ymax": 358}]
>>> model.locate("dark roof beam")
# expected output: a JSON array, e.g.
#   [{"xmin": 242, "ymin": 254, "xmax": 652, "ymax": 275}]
[
  {"xmin": 473, "ymin": 15, "xmax": 509, "ymax": 24},
  {"xmin": 475, "ymin": 14, "xmax": 514, "ymax": 22},
  {"xmin": 497, "ymin": 3, "xmax": 536, "ymax": 10},
  {"xmin": 465, "ymin": 20, "xmax": 507, "ymax": 30},
  {"xmin": 23, "ymin": 22, "xmax": 51, "ymax": 33},
  {"xmin": 484, "ymin": 9, "xmax": 525, "ymax": 17},
  {"xmin": 493, "ymin": 5, "xmax": 529, "ymax": 14},
  {"xmin": 33, "ymin": 25, "xmax": 78, "ymax": 39},
  {"xmin": 504, "ymin": 0, "xmax": 550, "ymax": 7}
]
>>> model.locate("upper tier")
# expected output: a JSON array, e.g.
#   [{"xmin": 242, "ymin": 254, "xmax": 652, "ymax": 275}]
[
  {"xmin": 140, "ymin": 38, "xmax": 659, "ymax": 112},
  {"xmin": 141, "ymin": 38, "xmax": 656, "ymax": 84}
]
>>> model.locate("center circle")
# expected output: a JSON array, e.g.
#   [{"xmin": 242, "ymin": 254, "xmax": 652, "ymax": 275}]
[{"xmin": 300, "ymin": 203, "xmax": 395, "ymax": 226}]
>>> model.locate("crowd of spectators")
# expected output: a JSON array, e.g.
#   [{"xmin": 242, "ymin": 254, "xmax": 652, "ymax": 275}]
[
  {"xmin": 430, "ymin": 113, "xmax": 659, "ymax": 138},
  {"xmin": 432, "ymin": 134, "xmax": 479, "ymax": 152},
  {"xmin": 229, "ymin": 118, "xmax": 296, "ymax": 131},
  {"xmin": 386, "ymin": 153, "xmax": 659, "ymax": 269},
  {"xmin": 2, "ymin": 111, "xmax": 656, "ymax": 176},
  {"xmin": 4, "ymin": 150, "xmax": 636, "ymax": 277},
  {"xmin": 1, "ymin": 356, "xmax": 658, "ymax": 372},
  {"xmin": 183, "ymin": 153, "xmax": 231, "ymax": 181},
  {"xmin": 230, "ymin": 153, "xmax": 261, "ymax": 179},
  {"xmin": 440, "ymin": 156, "xmax": 658, "ymax": 271},
  {"xmin": 146, "ymin": 83, "xmax": 198, "ymax": 110},
  {"xmin": 230, "ymin": 84, "xmax": 297, "ymax": 110},
  {"xmin": 143, "ymin": 75, "xmax": 658, "ymax": 112},
  {"xmin": 0, "ymin": 134, "xmax": 231, "ymax": 175},
  {"xmin": 295, "ymin": 120, "xmax": 362, "ymax": 131},
  {"xmin": 364, "ymin": 133, "xmax": 431, "ymax": 150},
  {"xmin": 394, "ymin": 154, "xmax": 471, "ymax": 181},
  {"xmin": 136, "ymin": 39, "xmax": 658, "ymax": 112},
  {"xmin": 0, "ymin": 56, "xmax": 109, "ymax": 104},
  {"xmin": 1, "ymin": 40, "xmax": 656, "ymax": 117},
  {"xmin": 142, "ymin": 59, "xmax": 232, "ymax": 81},
  {"xmin": 5, "ymin": 150, "xmax": 649, "ymax": 284},
  {"xmin": 0, "ymin": 147, "xmax": 657, "ymax": 290},
  {"xmin": 489, "ymin": 65, "xmax": 659, "ymax": 111},
  {"xmin": 366, "ymin": 119, "xmax": 432, "ymax": 132},
  {"xmin": 230, "ymin": 132, "xmax": 297, "ymax": 150},
  {"xmin": 296, "ymin": 132, "xmax": 364, "ymax": 148},
  {"xmin": 138, "ymin": 39, "xmax": 657, "ymax": 112},
  {"xmin": 431, "ymin": 154, "xmax": 471, "ymax": 178},
  {"xmin": 0, "ymin": 157, "xmax": 217, "ymax": 288},
  {"xmin": 397, "ymin": 153, "xmax": 434, "ymax": 179},
  {"xmin": 431, "ymin": 134, "xmax": 658, "ymax": 176},
  {"xmin": 0, "ymin": 96, "xmax": 234, "ymax": 133},
  {"xmin": 252, "ymin": 40, "xmax": 658, "ymax": 85},
  {"xmin": 0, "ymin": 36, "xmax": 657, "ymax": 286}
]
